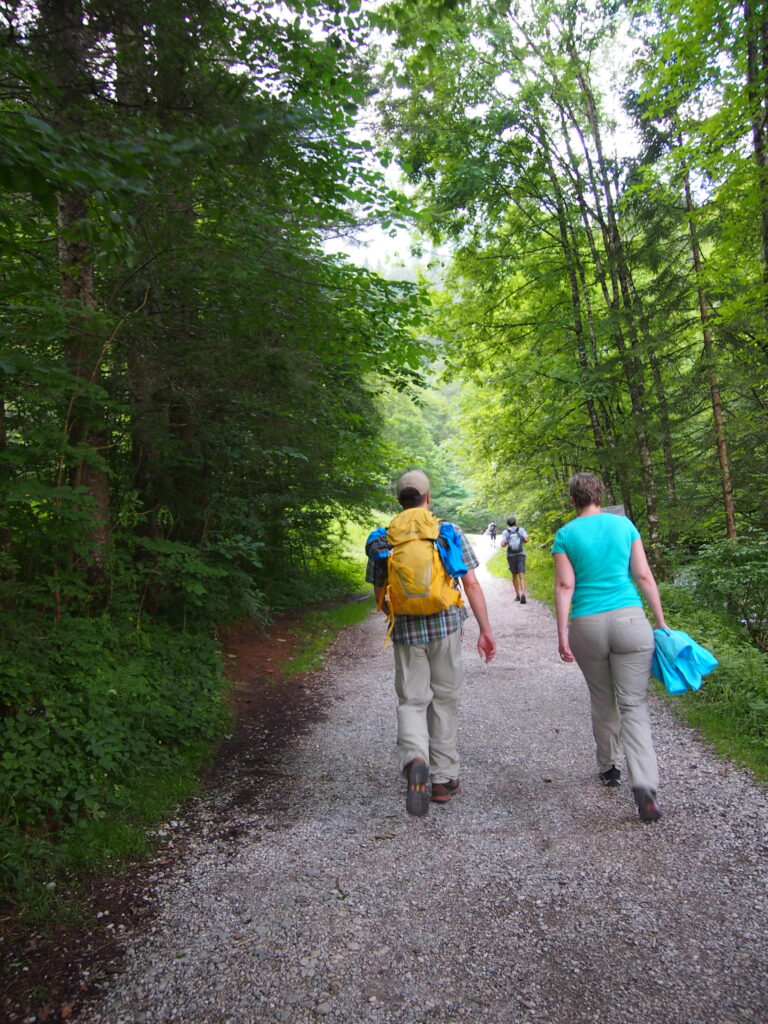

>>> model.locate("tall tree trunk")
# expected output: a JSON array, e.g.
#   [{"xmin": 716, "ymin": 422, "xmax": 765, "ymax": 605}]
[
  {"xmin": 682, "ymin": 167, "xmax": 738, "ymax": 538},
  {"xmin": 571, "ymin": 226, "xmax": 621, "ymax": 506},
  {"xmin": 538, "ymin": 122, "xmax": 616, "ymax": 493},
  {"xmin": 628, "ymin": 272, "xmax": 678, "ymax": 519},
  {"xmin": 0, "ymin": 398, "xmax": 11, "ymax": 571},
  {"xmin": 563, "ymin": 70, "xmax": 664, "ymax": 569},
  {"xmin": 140, "ymin": 2, "xmax": 204, "ymax": 545},
  {"xmin": 744, "ymin": 0, "xmax": 768, "ymax": 335},
  {"xmin": 647, "ymin": 348, "xmax": 677, "ymax": 510},
  {"xmin": 555, "ymin": 100, "xmax": 663, "ymax": 568},
  {"xmin": 506, "ymin": 8, "xmax": 662, "ymax": 558},
  {"xmin": 113, "ymin": 8, "xmax": 169, "ymax": 540},
  {"xmin": 39, "ymin": 0, "xmax": 110, "ymax": 578}
]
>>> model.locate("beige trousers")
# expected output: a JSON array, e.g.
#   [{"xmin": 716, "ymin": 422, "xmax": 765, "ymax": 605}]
[
  {"xmin": 568, "ymin": 608, "xmax": 659, "ymax": 791},
  {"xmin": 392, "ymin": 628, "xmax": 464, "ymax": 783}
]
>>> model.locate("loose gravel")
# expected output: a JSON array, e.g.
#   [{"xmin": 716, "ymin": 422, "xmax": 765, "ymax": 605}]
[{"xmin": 76, "ymin": 554, "xmax": 768, "ymax": 1024}]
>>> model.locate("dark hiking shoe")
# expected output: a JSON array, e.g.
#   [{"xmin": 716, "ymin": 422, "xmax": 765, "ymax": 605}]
[
  {"xmin": 520, "ymin": 595, "xmax": 527, "ymax": 604},
  {"xmin": 405, "ymin": 759, "xmax": 430, "ymax": 817},
  {"xmin": 431, "ymin": 779, "xmax": 462, "ymax": 804},
  {"xmin": 633, "ymin": 787, "xmax": 662, "ymax": 822},
  {"xmin": 599, "ymin": 766, "xmax": 621, "ymax": 788}
]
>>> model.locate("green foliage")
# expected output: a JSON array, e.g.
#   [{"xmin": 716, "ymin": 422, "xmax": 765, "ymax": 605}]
[
  {"xmin": 658, "ymin": 583, "xmax": 768, "ymax": 775},
  {"xmin": 0, "ymin": 616, "xmax": 227, "ymax": 829},
  {"xmin": 0, "ymin": 0, "xmax": 434, "ymax": 923},
  {"xmin": 0, "ymin": 747, "xmax": 210, "ymax": 919},
  {"xmin": 118, "ymin": 534, "xmax": 269, "ymax": 630},
  {"xmin": 1, "ymin": 0, "xmax": 431, "ymax": 632},
  {"xmin": 373, "ymin": 373, "xmax": 488, "ymax": 529},
  {"xmin": 377, "ymin": 0, "xmax": 768, "ymax": 552},
  {"xmin": 0, "ymin": 609, "xmax": 226, "ymax": 912},
  {"xmin": 0, "ymin": 505, "xmax": 378, "ymax": 912},
  {"xmin": 0, "ymin": 520, "xmax": 374, "ymax": 912},
  {"xmin": 684, "ymin": 533, "xmax": 768, "ymax": 650}
]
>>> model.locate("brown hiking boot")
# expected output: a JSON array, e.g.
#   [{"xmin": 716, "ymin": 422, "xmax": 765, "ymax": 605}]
[
  {"xmin": 633, "ymin": 787, "xmax": 662, "ymax": 822},
  {"xmin": 431, "ymin": 779, "xmax": 462, "ymax": 804}
]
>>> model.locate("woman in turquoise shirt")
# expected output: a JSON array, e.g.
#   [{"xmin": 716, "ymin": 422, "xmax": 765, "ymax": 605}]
[{"xmin": 552, "ymin": 473, "xmax": 668, "ymax": 822}]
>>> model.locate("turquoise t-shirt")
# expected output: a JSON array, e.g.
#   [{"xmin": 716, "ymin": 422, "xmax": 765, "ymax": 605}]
[{"xmin": 551, "ymin": 513, "xmax": 642, "ymax": 618}]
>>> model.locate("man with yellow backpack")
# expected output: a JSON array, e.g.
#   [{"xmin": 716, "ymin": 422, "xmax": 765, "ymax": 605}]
[{"xmin": 365, "ymin": 470, "xmax": 497, "ymax": 817}]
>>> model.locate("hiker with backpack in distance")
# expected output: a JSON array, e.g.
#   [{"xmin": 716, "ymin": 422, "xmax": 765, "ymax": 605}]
[
  {"xmin": 501, "ymin": 515, "xmax": 529, "ymax": 604},
  {"xmin": 365, "ymin": 470, "xmax": 497, "ymax": 817},
  {"xmin": 487, "ymin": 521, "xmax": 497, "ymax": 547}
]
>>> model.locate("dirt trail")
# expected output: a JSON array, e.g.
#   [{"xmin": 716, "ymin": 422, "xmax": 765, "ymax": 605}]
[{"xmin": 6, "ymin": 544, "xmax": 768, "ymax": 1024}]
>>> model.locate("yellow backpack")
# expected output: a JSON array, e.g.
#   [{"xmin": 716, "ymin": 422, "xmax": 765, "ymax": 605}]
[{"xmin": 377, "ymin": 508, "xmax": 463, "ymax": 626}]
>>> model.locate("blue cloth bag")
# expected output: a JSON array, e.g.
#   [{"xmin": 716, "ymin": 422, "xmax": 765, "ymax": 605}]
[{"xmin": 651, "ymin": 628, "xmax": 719, "ymax": 695}]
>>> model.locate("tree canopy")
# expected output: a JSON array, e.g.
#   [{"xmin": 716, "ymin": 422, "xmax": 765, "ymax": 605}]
[
  {"xmin": 1, "ymin": 0, "xmax": 433, "ymax": 632},
  {"xmin": 374, "ymin": 0, "xmax": 768, "ymax": 560}
]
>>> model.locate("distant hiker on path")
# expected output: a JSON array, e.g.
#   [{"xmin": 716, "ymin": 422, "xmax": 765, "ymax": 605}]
[
  {"xmin": 501, "ymin": 515, "xmax": 529, "ymax": 603},
  {"xmin": 487, "ymin": 521, "xmax": 497, "ymax": 547},
  {"xmin": 551, "ymin": 472, "xmax": 668, "ymax": 823},
  {"xmin": 365, "ymin": 470, "xmax": 497, "ymax": 817}
]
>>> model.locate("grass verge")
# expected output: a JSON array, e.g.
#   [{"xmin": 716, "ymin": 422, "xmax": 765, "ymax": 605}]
[{"xmin": 282, "ymin": 597, "xmax": 375, "ymax": 675}]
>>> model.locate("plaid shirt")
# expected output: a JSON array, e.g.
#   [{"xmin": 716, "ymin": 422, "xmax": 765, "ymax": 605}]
[{"xmin": 365, "ymin": 523, "xmax": 479, "ymax": 645}]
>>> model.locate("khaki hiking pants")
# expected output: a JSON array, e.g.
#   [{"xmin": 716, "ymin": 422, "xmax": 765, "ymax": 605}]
[
  {"xmin": 392, "ymin": 628, "xmax": 464, "ymax": 784},
  {"xmin": 569, "ymin": 607, "xmax": 659, "ymax": 791}
]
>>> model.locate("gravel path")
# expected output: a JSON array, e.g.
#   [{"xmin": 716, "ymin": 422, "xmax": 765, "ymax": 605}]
[{"xmin": 77, "ymin": 552, "xmax": 768, "ymax": 1024}]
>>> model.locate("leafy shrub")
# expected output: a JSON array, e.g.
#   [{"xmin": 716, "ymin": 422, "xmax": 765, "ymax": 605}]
[
  {"xmin": 686, "ymin": 532, "xmax": 768, "ymax": 650},
  {"xmin": 102, "ymin": 530, "xmax": 269, "ymax": 630},
  {"xmin": 263, "ymin": 511, "xmax": 371, "ymax": 610},
  {"xmin": 0, "ymin": 480, "xmax": 111, "ymax": 617},
  {"xmin": 0, "ymin": 614, "xmax": 228, "ymax": 828},
  {"xmin": 659, "ymin": 583, "xmax": 768, "ymax": 765}
]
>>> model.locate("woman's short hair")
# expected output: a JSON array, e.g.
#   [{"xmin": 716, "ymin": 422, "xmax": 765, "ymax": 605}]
[{"xmin": 569, "ymin": 472, "xmax": 605, "ymax": 508}]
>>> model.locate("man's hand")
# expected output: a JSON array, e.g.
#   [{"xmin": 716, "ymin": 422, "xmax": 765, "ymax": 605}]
[{"xmin": 477, "ymin": 631, "xmax": 497, "ymax": 663}]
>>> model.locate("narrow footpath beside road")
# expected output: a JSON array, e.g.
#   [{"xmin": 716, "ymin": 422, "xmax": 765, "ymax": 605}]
[{"xmin": 77, "ymin": 550, "xmax": 767, "ymax": 1024}]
